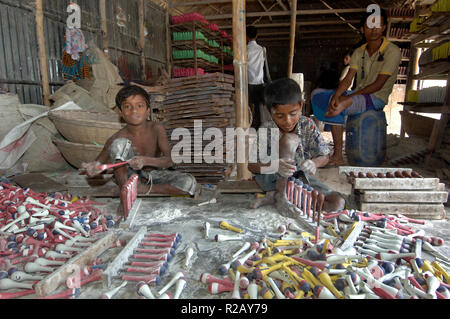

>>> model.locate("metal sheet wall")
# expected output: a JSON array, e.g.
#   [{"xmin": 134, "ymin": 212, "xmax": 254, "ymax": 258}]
[
  {"xmin": 0, "ymin": 0, "xmax": 167, "ymax": 104},
  {"xmin": 106, "ymin": 0, "xmax": 167, "ymax": 83},
  {"xmin": 0, "ymin": 1, "xmax": 43, "ymax": 104}
]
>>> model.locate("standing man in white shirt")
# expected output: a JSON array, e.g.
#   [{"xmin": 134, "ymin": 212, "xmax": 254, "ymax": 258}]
[{"xmin": 247, "ymin": 26, "xmax": 270, "ymax": 129}]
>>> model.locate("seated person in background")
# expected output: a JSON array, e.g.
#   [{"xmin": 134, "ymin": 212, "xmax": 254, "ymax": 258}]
[
  {"xmin": 248, "ymin": 78, "xmax": 345, "ymax": 218},
  {"xmin": 81, "ymin": 85, "xmax": 197, "ymax": 199},
  {"xmin": 312, "ymin": 8, "xmax": 401, "ymax": 167},
  {"xmin": 340, "ymin": 50, "xmax": 354, "ymax": 88},
  {"xmin": 316, "ymin": 62, "xmax": 340, "ymax": 91}
]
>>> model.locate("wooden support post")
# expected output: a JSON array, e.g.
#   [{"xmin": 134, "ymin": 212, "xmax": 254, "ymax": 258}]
[
  {"xmin": 139, "ymin": 0, "xmax": 146, "ymax": 80},
  {"xmin": 99, "ymin": 0, "xmax": 109, "ymax": 57},
  {"xmin": 232, "ymin": 0, "xmax": 251, "ymax": 180},
  {"xmin": 166, "ymin": 0, "xmax": 172, "ymax": 77},
  {"xmin": 287, "ymin": 0, "xmax": 297, "ymax": 78},
  {"xmin": 35, "ymin": 0, "xmax": 51, "ymax": 106},
  {"xmin": 425, "ymin": 72, "xmax": 450, "ymax": 165},
  {"xmin": 401, "ymin": 46, "xmax": 420, "ymax": 138}
]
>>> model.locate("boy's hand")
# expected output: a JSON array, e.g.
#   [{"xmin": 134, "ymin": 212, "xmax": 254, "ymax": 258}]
[
  {"xmin": 299, "ymin": 159, "xmax": 316, "ymax": 175},
  {"xmin": 278, "ymin": 159, "xmax": 297, "ymax": 178},
  {"xmin": 128, "ymin": 156, "xmax": 147, "ymax": 170},
  {"xmin": 80, "ymin": 161, "xmax": 102, "ymax": 177}
]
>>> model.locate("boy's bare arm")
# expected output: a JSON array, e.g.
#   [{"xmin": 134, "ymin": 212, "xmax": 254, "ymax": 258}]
[
  {"xmin": 80, "ymin": 138, "xmax": 113, "ymax": 176},
  {"xmin": 348, "ymin": 74, "xmax": 390, "ymax": 97},
  {"xmin": 335, "ymin": 69, "xmax": 356, "ymax": 97},
  {"xmin": 128, "ymin": 123, "xmax": 174, "ymax": 170}
]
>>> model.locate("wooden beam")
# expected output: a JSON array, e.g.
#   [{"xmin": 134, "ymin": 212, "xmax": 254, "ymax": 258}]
[
  {"xmin": 232, "ymin": 0, "xmax": 250, "ymax": 180},
  {"xmin": 221, "ymin": 19, "xmax": 360, "ymax": 29},
  {"xmin": 139, "ymin": 0, "xmax": 146, "ymax": 80},
  {"xmin": 298, "ymin": 28, "xmax": 355, "ymax": 34},
  {"xmin": 258, "ymin": 31, "xmax": 290, "ymax": 36},
  {"xmin": 99, "ymin": 0, "xmax": 108, "ymax": 57},
  {"xmin": 276, "ymin": 0, "xmax": 288, "ymax": 11},
  {"xmin": 205, "ymin": 8, "xmax": 367, "ymax": 20},
  {"xmin": 258, "ymin": 33, "xmax": 357, "ymax": 42},
  {"xmin": 287, "ymin": 0, "xmax": 297, "ymax": 78},
  {"xmin": 35, "ymin": 0, "xmax": 51, "ymax": 106},
  {"xmin": 299, "ymin": 33, "xmax": 358, "ymax": 39},
  {"xmin": 252, "ymin": 2, "xmax": 277, "ymax": 25},
  {"xmin": 172, "ymin": 0, "xmax": 256, "ymax": 6},
  {"xmin": 319, "ymin": 0, "xmax": 358, "ymax": 31},
  {"xmin": 258, "ymin": 38, "xmax": 291, "ymax": 42},
  {"xmin": 258, "ymin": 28, "xmax": 354, "ymax": 37},
  {"xmin": 257, "ymin": 0, "xmax": 272, "ymax": 22}
]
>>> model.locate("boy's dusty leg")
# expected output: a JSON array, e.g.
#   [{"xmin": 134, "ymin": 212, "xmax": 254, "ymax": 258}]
[
  {"xmin": 273, "ymin": 133, "xmax": 303, "ymax": 218},
  {"xmin": 329, "ymin": 125, "xmax": 345, "ymax": 166}
]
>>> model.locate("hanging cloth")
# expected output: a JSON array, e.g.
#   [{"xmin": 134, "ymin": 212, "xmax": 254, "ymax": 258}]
[{"xmin": 64, "ymin": 27, "xmax": 88, "ymax": 61}]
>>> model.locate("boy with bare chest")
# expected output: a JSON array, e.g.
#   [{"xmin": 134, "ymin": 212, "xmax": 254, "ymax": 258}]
[{"xmin": 81, "ymin": 85, "xmax": 197, "ymax": 197}]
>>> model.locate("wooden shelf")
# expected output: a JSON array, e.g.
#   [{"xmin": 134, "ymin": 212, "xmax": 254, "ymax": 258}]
[
  {"xmin": 410, "ymin": 16, "xmax": 450, "ymax": 46},
  {"xmin": 422, "ymin": 12, "xmax": 450, "ymax": 27},
  {"xmin": 401, "ymin": 10, "xmax": 450, "ymax": 166},
  {"xmin": 413, "ymin": 60, "xmax": 450, "ymax": 80},
  {"xmin": 172, "ymin": 58, "xmax": 222, "ymax": 71},
  {"xmin": 172, "ymin": 40, "xmax": 232, "ymax": 61},
  {"xmin": 399, "ymin": 102, "xmax": 450, "ymax": 114},
  {"xmin": 388, "ymin": 37, "xmax": 412, "ymax": 42},
  {"xmin": 170, "ymin": 20, "xmax": 231, "ymax": 45},
  {"xmin": 390, "ymin": 16, "xmax": 414, "ymax": 22},
  {"xmin": 170, "ymin": 20, "xmax": 233, "ymax": 76}
]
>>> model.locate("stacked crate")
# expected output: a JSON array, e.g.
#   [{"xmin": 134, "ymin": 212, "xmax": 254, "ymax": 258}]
[
  {"xmin": 339, "ymin": 166, "xmax": 449, "ymax": 220},
  {"xmin": 160, "ymin": 73, "xmax": 236, "ymax": 184}
]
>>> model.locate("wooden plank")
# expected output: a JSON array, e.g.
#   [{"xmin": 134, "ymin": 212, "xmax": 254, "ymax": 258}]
[
  {"xmin": 361, "ymin": 190, "xmax": 448, "ymax": 203},
  {"xmin": 119, "ymin": 198, "xmax": 142, "ymax": 229},
  {"xmin": 360, "ymin": 203, "xmax": 445, "ymax": 219},
  {"xmin": 354, "ymin": 178, "xmax": 439, "ymax": 190},
  {"xmin": 35, "ymin": 0, "xmax": 50, "ymax": 106},
  {"xmin": 204, "ymin": 8, "xmax": 367, "ymax": 20},
  {"xmin": 102, "ymin": 227, "xmax": 147, "ymax": 288},
  {"xmin": 68, "ymin": 184, "xmax": 172, "ymax": 197},
  {"xmin": 13, "ymin": 173, "xmax": 67, "ymax": 193},
  {"xmin": 339, "ymin": 166, "xmax": 412, "ymax": 175},
  {"xmin": 218, "ymin": 180, "xmax": 263, "ymax": 193},
  {"xmin": 34, "ymin": 232, "xmax": 116, "ymax": 296},
  {"xmin": 287, "ymin": 0, "xmax": 297, "ymax": 78}
]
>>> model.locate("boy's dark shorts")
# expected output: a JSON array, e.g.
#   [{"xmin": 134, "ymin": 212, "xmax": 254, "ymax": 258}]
[{"xmin": 109, "ymin": 138, "xmax": 197, "ymax": 195}]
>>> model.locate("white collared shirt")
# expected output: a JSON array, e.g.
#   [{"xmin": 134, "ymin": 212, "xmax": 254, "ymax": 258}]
[{"xmin": 247, "ymin": 40, "xmax": 265, "ymax": 85}]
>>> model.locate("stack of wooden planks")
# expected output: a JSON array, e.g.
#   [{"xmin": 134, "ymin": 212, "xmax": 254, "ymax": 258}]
[
  {"xmin": 339, "ymin": 166, "xmax": 449, "ymax": 220},
  {"xmin": 158, "ymin": 73, "xmax": 236, "ymax": 184}
]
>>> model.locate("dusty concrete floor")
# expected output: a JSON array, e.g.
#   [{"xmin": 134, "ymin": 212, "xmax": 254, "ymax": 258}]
[
  {"xmin": 11, "ymin": 133, "xmax": 450, "ymax": 299},
  {"xmin": 57, "ymin": 162, "xmax": 450, "ymax": 299}
]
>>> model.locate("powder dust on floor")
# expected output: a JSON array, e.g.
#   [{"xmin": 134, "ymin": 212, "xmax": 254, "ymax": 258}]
[
  {"xmin": 75, "ymin": 179, "xmax": 450, "ymax": 299},
  {"xmin": 15, "ymin": 133, "xmax": 450, "ymax": 299}
]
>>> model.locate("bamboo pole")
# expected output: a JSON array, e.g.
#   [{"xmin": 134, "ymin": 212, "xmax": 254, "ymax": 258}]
[
  {"xmin": 99, "ymin": 0, "xmax": 109, "ymax": 57},
  {"xmin": 139, "ymin": 0, "xmax": 146, "ymax": 80},
  {"xmin": 166, "ymin": 0, "xmax": 172, "ymax": 77},
  {"xmin": 287, "ymin": 0, "xmax": 297, "ymax": 78},
  {"xmin": 35, "ymin": 0, "xmax": 51, "ymax": 106},
  {"xmin": 232, "ymin": 0, "xmax": 251, "ymax": 180}
]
